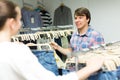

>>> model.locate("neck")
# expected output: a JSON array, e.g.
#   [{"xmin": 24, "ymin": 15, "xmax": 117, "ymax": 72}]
[{"xmin": 0, "ymin": 31, "xmax": 11, "ymax": 42}]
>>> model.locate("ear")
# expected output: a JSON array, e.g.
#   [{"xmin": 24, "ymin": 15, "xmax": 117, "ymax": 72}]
[
  {"xmin": 87, "ymin": 18, "xmax": 89, "ymax": 23},
  {"xmin": 9, "ymin": 18, "xmax": 16, "ymax": 30}
]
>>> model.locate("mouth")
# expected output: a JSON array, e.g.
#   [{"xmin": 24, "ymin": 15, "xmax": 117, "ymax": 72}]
[{"xmin": 76, "ymin": 23, "xmax": 81, "ymax": 26}]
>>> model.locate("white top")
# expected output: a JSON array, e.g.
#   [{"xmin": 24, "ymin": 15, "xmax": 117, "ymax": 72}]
[{"xmin": 0, "ymin": 42, "xmax": 78, "ymax": 80}]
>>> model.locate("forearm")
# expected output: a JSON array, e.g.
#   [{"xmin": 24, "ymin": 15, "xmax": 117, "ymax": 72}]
[
  {"xmin": 76, "ymin": 66, "xmax": 96, "ymax": 80},
  {"xmin": 76, "ymin": 56, "xmax": 104, "ymax": 80},
  {"xmin": 56, "ymin": 45, "xmax": 72, "ymax": 55}
]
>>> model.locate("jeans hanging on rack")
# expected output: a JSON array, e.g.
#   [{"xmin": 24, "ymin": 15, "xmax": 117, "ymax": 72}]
[
  {"xmin": 54, "ymin": 37, "xmax": 63, "ymax": 60},
  {"xmin": 117, "ymin": 66, "xmax": 120, "ymax": 79},
  {"xmin": 67, "ymin": 35, "xmax": 72, "ymax": 43},
  {"xmin": 88, "ymin": 70, "xmax": 118, "ymax": 80},
  {"xmin": 32, "ymin": 50, "xmax": 59, "ymax": 76}
]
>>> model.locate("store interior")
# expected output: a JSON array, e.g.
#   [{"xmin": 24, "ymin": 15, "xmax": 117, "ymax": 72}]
[
  {"xmin": 11, "ymin": 0, "xmax": 120, "ymax": 43},
  {"xmin": 6, "ymin": 0, "xmax": 120, "ymax": 79}
]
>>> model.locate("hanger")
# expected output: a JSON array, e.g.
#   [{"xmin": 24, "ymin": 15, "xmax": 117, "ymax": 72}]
[
  {"xmin": 60, "ymin": 0, "xmax": 64, "ymax": 6},
  {"xmin": 60, "ymin": 2, "xmax": 64, "ymax": 6},
  {"xmin": 11, "ymin": 37, "xmax": 19, "ymax": 42},
  {"xmin": 22, "ymin": 2, "xmax": 34, "ymax": 11},
  {"xmin": 36, "ymin": 0, "xmax": 45, "ymax": 10},
  {"xmin": 26, "ymin": 43, "xmax": 53, "ymax": 51}
]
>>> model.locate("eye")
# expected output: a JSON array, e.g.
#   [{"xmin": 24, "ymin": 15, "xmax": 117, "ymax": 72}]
[
  {"xmin": 79, "ymin": 16, "xmax": 84, "ymax": 19},
  {"xmin": 74, "ymin": 17, "xmax": 77, "ymax": 19}
]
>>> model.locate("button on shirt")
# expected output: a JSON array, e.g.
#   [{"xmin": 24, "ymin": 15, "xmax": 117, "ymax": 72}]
[{"xmin": 70, "ymin": 27, "xmax": 104, "ymax": 52}]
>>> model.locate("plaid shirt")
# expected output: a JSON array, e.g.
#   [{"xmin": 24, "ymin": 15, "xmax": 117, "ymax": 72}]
[{"xmin": 70, "ymin": 27, "xmax": 104, "ymax": 52}]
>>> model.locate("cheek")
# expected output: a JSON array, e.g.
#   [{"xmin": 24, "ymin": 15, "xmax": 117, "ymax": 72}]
[
  {"xmin": 74, "ymin": 19, "xmax": 80, "ymax": 24},
  {"xmin": 17, "ymin": 21, "xmax": 22, "ymax": 29},
  {"xmin": 19, "ymin": 21, "xmax": 22, "ymax": 27}
]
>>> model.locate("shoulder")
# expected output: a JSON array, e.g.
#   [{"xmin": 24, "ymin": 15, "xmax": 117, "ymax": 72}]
[
  {"xmin": 11, "ymin": 42, "xmax": 28, "ymax": 48},
  {"xmin": 0, "ymin": 42, "xmax": 33, "ymax": 58},
  {"xmin": 0, "ymin": 42, "xmax": 29, "ymax": 51},
  {"xmin": 88, "ymin": 27, "xmax": 103, "ymax": 36}
]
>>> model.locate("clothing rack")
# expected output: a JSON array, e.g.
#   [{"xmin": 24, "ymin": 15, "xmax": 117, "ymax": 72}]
[
  {"xmin": 12, "ymin": 29, "xmax": 73, "ymax": 42},
  {"xmin": 20, "ymin": 25, "xmax": 74, "ymax": 33},
  {"xmin": 13, "ymin": 29, "xmax": 120, "ymax": 72},
  {"xmin": 65, "ymin": 41, "xmax": 120, "ymax": 71},
  {"xmin": 12, "ymin": 29, "xmax": 70, "ymax": 69}
]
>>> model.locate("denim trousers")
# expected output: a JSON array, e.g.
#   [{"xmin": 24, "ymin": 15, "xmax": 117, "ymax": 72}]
[
  {"xmin": 88, "ymin": 70, "xmax": 118, "ymax": 80},
  {"xmin": 117, "ymin": 66, "xmax": 120, "ymax": 79},
  {"xmin": 62, "ymin": 64, "xmax": 118, "ymax": 80},
  {"xmin": 54, "ymin": 37, "xmax": 63, "ymax": 60},
  {"xmin": 32, "ymin": 50, "xmax": 59, "ymax": 75}
]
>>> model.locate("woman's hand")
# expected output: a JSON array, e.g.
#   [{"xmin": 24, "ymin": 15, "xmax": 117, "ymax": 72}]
[{"xmin": 85, "ymin": 56, "xmax": 104, "ymax": 72}]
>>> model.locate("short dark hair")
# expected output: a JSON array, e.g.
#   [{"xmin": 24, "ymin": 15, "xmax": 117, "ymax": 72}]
[
  {"xmin": 0, "ymin": 0, "xmax": 17, "ymax": 30},
  {"xmin": 74, "ymin": 7, "xmax": 91, "ymax": 24}
]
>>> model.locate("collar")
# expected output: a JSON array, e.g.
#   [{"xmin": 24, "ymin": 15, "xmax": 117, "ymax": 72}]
[{"xmin": 76, "ymin": 26, "xmax": 92, "ymax": 37}]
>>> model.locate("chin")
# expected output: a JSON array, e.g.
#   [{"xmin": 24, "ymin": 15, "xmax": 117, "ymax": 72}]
[{"xmin": 77, "ymin": 27, "xmax": 82, "ymax": 29}]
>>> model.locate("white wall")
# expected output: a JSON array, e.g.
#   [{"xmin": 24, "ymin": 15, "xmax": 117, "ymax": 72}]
[
  {"xmin": 10, "ymin": 0, "xmax": 23, "ymax": 8},
  {"xmin": 11, "ymin": 0, "xmax": 120, "ymax": 43},
  {"xmin": 88, "ymin": 0, "xmax": 120, "ymax": 43},
  {"xmin": 44, "ymin": 0, "xmax": 120, "ymax": 43}
]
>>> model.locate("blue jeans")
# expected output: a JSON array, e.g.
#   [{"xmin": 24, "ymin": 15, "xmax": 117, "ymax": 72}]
[
  {"xmin": 54, "ymin": 37, "xmax": 63, "ymax": 60},
  {"xmin": 88, "ymin": 71, "xmax": 118, "ymax": 80},
  {"xmin": 32, "ymin": 50, "xmax": 59, "ymax": 75},
  {"xmin": 63, "ymin": 64, "xmax": 118, "ymax": 80},
  {"xmin": 117, "ymin": 66, "xmax": 120, "ymax": 79}
]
